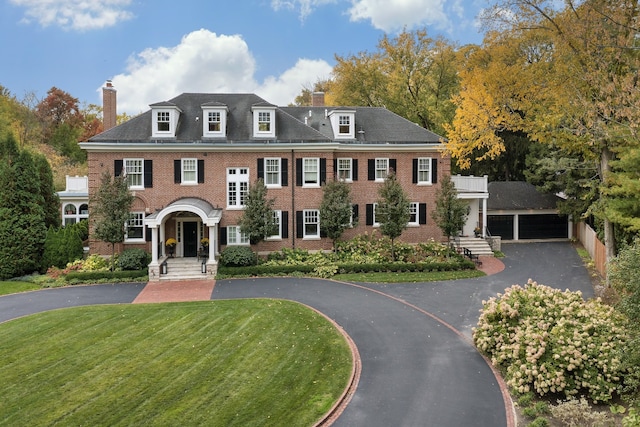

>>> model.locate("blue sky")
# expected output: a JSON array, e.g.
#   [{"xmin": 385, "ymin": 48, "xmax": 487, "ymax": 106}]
[{"xmin": 1, "ymin": 0, "xmax": 487, "ymax": 115}]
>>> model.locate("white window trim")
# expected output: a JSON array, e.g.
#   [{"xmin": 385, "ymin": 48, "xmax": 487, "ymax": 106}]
[
  {"xmin": 417, "ymin": 157, "xmax": 432, "ymax": 185},
  {"xmin": 373, "ymin": 203, "xmax": 380, "ymax": 227},
  {"xmin": 409, "ymin": 202, "xmax": 419, "ymax": 227},
  {"xmin": 227, "ymin": 226, "xmax": 250, "ymax": 246},
  {"xmin": 375, "ymin": 158, "xmax": 389, "ymax": 182},
  {"xmin": 264, "ymin": 157, "xmax": 282, "ymax": 188},
  {"xmin": 328, "ymin": 110, "xmax": 355, "ymax": 139},
  {"xmin": 125, "ymin": 211, "xmax": 145, "ymax": 243},
  {"xmin": 181, "ymin": 158, "xmax": 198, "ymax": 185},
  {"xmin": 252, "ymin": 106, "xmax": 276, "ymax": 138},
  {"xmin": 337, "ymin": 158, "xmax": 353, "ymax": 182},
  {"xmin": 202, "ymin": 107, "xmax": 227, "ymax": 137},
  {"xmin": 226, "ymin": 167, "xmax": 249, "ymax": 209},
  {"xmin": 303, "ymin": 157, "xmax": 320, "ymax": 188},
  {"xmin": 266, "ymin": 210, "xmax": 282, "ymax": 240},
  {"xmin": 124, "ymin": 158, "xmax": 144, "ymax": 190},
  {"xmin": 151, "ymin": 106, "xmax": 181, "ymax": 138},
  {"xmin": 303, "ymin": 209, "xmax": 320, "ymax": 239}
]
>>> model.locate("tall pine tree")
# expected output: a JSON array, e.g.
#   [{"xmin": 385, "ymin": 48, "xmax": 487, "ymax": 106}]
[
  {"xmin": 238, "ymin": 179, "xmax": 277, "ymax": 245},
  {"xmin": 319, "ymin": 180, "xmax": 353, "ymax": 251},
  {"xmin": 376, "ymin": 171, "xmax": 411, "ymax": 261}
]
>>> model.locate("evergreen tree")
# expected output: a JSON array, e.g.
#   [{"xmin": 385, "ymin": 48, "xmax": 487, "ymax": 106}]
[
  {"xmin": 34, "ymin": 153, "xmax": 61, "ymax": 229},
  {"xmin": 0, "ymin": 138, "xmax": 47, "ymax": 278},
  {"xmin": 238, "ymin": 179, "xmax": 277, "ymax": 245},
  {"xmin": 319, "ymin": 180, "xmax": 353, "ymax": 251},
  {"xmin": 90, "ymin": 170, "xmax": 133, "ymax": 269},
  {"xmin": 432, "ymin": 175, "xmax": 468, "ymax": 244},
  {"xmin": 376, "ymin": 171, "xmax": 411, "ymax": 261}
]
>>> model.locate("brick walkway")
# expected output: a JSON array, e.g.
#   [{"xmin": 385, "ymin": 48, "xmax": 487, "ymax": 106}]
[
  {"xmin": 133, "ymin": 280, "xmax": 216, "ymax": 304},
  {"xmin": 478, "ymin": 256, "xmax": 505, "ymax": 276}
]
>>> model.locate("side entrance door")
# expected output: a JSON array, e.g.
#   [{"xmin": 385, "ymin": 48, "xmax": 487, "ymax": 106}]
[{"xmin": 183, "ymin": 221, "xmax": 198, "ymax": 257}]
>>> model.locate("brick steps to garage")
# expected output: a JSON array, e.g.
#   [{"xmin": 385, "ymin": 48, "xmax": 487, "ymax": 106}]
[{"xmin": 453, "ymin": 237, "xmax": 495, "ymax": 257}]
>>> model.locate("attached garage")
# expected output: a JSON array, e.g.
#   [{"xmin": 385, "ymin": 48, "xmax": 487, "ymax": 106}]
[{"xmin": 487, "ymin": 182, "xmax": 571, "ymax": 241}]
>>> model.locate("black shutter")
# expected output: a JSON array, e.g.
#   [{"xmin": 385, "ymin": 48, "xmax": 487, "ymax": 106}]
[
  {"xmin": 389, "ymin": 159, "xmax": 397, "ymax": 174},
  {"xmin": 257, "ymin": 158, "xmax": 264, "ymax": 180},
  {"xmin": 419, "ymin": 203, "xmax": 427, "ymax": 224},
  {"xmin": 114, "ymin": 160, "xmax": 123, "ymax": 177},
  {"xmin": 368, "ymin": 159, "xmax": 375, "ymax": 181},
  {"xmin": 296, "ymin": 211, "xmax": 303, "ymax": 238},
  {"xmin": 281, "ymin": 158, "xmax": 288, "ymax": 186},
  {"xmin": 144, "ymin": 160, "xmax": 153, "ymax": 188},
  {"xmin": 352, "ymin": 204, "xmax": 359, "ymax": 224},
  {"xmin": 174, "ymin": 160, "xmax": 181, "ymax": 183},
  {"xmin": 198, "ymin": 159, "xmax": 205, "ymax": 183},
  {"xmin": 333, "ymin": 159, "xmax": 337, "ymax": 179},
  {"xmin": 220, "ymin": 228, "xmax": 227, "ymax": 245},
  {"xmin": 296, "ymin": 158, "xmax": 303, "ymax": 186},
  {"xmin": 431, "ymin": 158, "xmax": 438, "ymax": 184},
  {"xmin": 412, "ymin": 159, "xmax": 418, "ymax": 184},
  {"xmin": 366, "ymin": 204, "xmax": 374, "ymax": 225},
  {"xmin": 320, "ymin": 158, "xmax": 326, "ymax": 184},
  {"xmin": 145, "ymin": 226, "xmax": 152, "ymax": 242},
  {"xmin": 282, "ymin": 211, "xmax": 289, "ymax": 238},
  {"xmin": 352, "ymin": 159, "xmax": 358, "ymax": 181}
]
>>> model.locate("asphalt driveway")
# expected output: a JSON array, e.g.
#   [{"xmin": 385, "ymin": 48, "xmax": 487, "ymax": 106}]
[{"xmin": 0, "ymin": 242, "xmax": 593, "ymax": 426}]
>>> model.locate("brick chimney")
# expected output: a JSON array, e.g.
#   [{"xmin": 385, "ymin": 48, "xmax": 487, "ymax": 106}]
[
  {"xmin": 311, "ymin": 91, "xmax": 325, "ymax": 107},
  {"xmin": 102, "ymin": 80, "xmax": 117, "ymax": 131}
]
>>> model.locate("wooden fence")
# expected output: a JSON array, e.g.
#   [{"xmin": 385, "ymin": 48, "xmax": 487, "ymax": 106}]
[{"xmin": 575, "ymin": 222, "xmax": 607, "ymax": 278}]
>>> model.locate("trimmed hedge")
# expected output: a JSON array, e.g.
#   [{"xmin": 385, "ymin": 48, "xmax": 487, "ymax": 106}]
[
  {"xmin": 65, "ymin": 270, "xmax": 149, "ymax": 281},
  {"xmin": 217, "ymin": 258, "xmax": 474, "ymax": 277}
]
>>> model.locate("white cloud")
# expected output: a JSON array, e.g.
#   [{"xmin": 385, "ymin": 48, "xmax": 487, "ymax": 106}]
[
  {"xmin": 10, "ymin": 0, "xmax": 133, "ymax": 30},
  {"xmin": 105, "ymin": 29, "xmax": 332, "ymax": 114},
  {"xmin": 347, "ymin": 0, "xmax": 450, "ymax": 33},
  {"xmin": 271, "ymin": 0, "xmax": 337, "ymax": 21}
]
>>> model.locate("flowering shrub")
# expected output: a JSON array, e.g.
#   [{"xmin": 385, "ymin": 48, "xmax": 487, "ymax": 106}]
[
  {"xmin": 81, "ymin": 254, "xmax": 109, "ymax": 271},
  {"xmin": 473, "ymin": 279, "xmax": 628, "ymax": 402}
]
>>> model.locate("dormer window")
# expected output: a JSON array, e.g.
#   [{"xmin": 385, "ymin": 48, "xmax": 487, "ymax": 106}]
[
  {"xmin": 252, "ymin": 105, "xmax": 276, "ymax": 138},
  {"xmin": 150, "ymin": 102, "xmax": 181, "ymax": 138},
  {"xmin": 329, "ymin": 110, "xmax": 355, "ymax": 139},
  {"xmin": 157, "ymin": 111, "xmax": 170, "ymax": 132},
  {"xmin": 202, "ymin": 103, "xmax": 227, "ymax": 138}
]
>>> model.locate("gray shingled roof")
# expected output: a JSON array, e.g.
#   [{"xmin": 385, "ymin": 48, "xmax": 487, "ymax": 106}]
[
  {"xmin": 488, "ymin": 181, "xmax": 561, "ymax": 210},
  {"xmin": 88, "ymin": 93, "xmax": 443, "ymax": 144}
]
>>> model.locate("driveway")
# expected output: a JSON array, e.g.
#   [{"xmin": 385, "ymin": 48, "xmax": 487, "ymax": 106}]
[{"xmin": 0, "ymin": 242, "xmax": 592, "ymax": 426}]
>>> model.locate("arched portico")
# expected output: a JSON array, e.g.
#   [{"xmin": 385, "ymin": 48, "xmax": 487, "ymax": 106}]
[{"xmin": 145, "ymin": 198, "xmax": 222, "ymax": 279}]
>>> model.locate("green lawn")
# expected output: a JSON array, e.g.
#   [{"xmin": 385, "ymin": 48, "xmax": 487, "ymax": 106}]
[
  {"xmin": 0, "ymin": 281, "xmax": 41, "ymax": 296},
  {"xmin": 0, "ymin": 300, "xmax": 353, "ymax": 427}
]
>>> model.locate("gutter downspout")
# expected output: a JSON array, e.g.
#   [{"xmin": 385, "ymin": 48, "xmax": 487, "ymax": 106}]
[{"xmin": 291, "ymin": 149, "xmax": 295, "ymax": 249}]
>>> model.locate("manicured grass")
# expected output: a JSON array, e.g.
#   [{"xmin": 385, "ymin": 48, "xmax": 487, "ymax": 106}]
[
  {"xmin": 0, "ymin": 300, "xmax": 352, "ymax": 426},
  {"xmin": 0, "ymin": 281, "xmax": 41, "ymax": 296},
  {"xmin": 334, "ymin": 268, "xmax": 485, "ymax": 283}
]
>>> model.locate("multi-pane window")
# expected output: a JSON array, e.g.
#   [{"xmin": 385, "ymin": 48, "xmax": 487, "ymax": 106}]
[
  {"xmin": 338, "ymin": 115, "xmax": 350, "ymax": 134},
  {"xmin": 227, "ymin": 168, "xmax": 249, "ymax": 208},
  {"xmin": 227, "ymin": 226, "xmax": 250, "ymax": 245},
  {"xmin": 304, "ymin": 210, "xmax": 319, "ymax": 238},
  {"xmin": 208, "ymin": 111, "xmax": 221, "ymax": 132},
  {"xmin": 124, "ymin": 159, "xmax": 143, "ymax": 188},
  {"xmin": 303, "ymin": 158, "xmax": 319, "ymax": 186},
  {"xmin": 417, "ymin": 157, "xmax": 431, "ymax": 184},
  {"xmin": 375, "ymin": 158, "xmax": 389, "ymax": 181},
  {"xmin": 258, "ymin": 112, "xmax": 271, "ymax": 132},
  {"xmin": 157, "ymin": 111, "xmax": 170, "ymax": 132},
  {"xmin": 409, "ymin": 202, "xmax": 419, "ymax": 225},
  {"xmin": 126, "ymin": 212, "xmax": 144, "ymax": 240},
  {"xmin": 337, "ymin": 158, "xmax": 352, "ymax": 181},
  {"xmin": 267, "ymin": 210, "xmax": 282, "ymax": 239},
  {"xmin": 265, "ymin": 158, "xmax": 281, "ymax": 186},
  {"xmin": 182, "ymin": 159, "xmax": 197, "ymax": 184}
]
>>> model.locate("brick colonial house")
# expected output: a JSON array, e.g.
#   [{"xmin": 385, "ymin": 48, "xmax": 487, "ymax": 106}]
[{"xmin": 80, "ymin": 83, "xmax": 450, "ymax": 280}]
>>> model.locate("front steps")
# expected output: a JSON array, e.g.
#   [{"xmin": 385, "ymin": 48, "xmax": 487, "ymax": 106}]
[
  {"xmin": 159, "ymin": 257, "xmax": 217, "ymax": 281},
  {"xmin": 452, "ymin": 237, "xmax": 494, "ymax": 257}
]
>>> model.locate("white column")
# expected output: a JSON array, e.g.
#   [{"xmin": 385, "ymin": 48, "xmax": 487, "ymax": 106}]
[
  {"xmin": 482, "ymin": 198, "xmax": 487, "ymax": 238},
  {"xmin": 208, "ymin": 225, "xmax": 216, "ymax": 261},
  {"xmin": 151, "ymin": 227, "xmax": 159, "ymax": 264}
]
